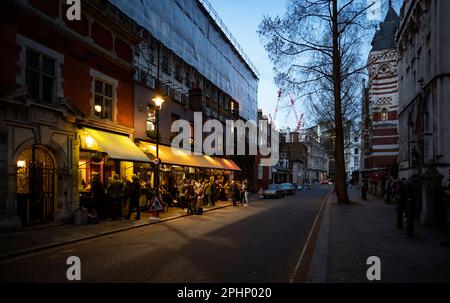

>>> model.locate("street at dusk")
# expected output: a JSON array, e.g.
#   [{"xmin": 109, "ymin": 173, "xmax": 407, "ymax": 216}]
[
  {"xmin": 1, "ymin": 0, "xmax": 450, "ymax": 291},
  {"xmin": 0, "ymin": 187, "xmax": 329, "ymax": 283}
]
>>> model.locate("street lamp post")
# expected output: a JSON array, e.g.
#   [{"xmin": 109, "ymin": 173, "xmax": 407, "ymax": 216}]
[{"xmin": 152, "ymin": 96, "xmax": 165, "ymax": 197}]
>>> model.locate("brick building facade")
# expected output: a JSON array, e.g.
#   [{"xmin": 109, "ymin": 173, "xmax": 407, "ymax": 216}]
[
  {"xmin": 0, "ymin": 0, "xmax": 141, "ymax": 229},
  {"xmin": 360, "ymin": 5, "xmax": 400, "ymax": 196}
]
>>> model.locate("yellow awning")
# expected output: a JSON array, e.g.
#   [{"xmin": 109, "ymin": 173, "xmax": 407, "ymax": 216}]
[
  {"xmin": 137, "ymin": 141, "xmax": 241, "ymax": 171},
  {"xmin": 214, "ymin": 157, "xmax": 242, "ymax": 171},
  {"xmin": 84, "ymin": 128, "xmax": 151, "ymax": 163}
]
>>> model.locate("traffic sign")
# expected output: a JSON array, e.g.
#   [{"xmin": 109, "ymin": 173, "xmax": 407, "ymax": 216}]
[{"xmin": 149, "ymin": 194, "xmax": 164, "ymax": 212}]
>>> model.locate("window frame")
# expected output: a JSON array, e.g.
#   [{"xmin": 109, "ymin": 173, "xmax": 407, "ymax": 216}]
[
  {"xmin": 89, "ymin": 69, "xmax": 118, "ymax": 122},
  {"xmin": 17, "ymin": 34, "xmax": 64, "ymax": 104},
  {"xmin": 381, "ymin": 108, "xmax": 388, "ymax": 121}
]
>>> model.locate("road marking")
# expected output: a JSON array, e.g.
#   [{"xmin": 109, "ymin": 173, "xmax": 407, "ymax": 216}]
[{"xmin": 289, "ymin": 190, "xmax": 331, "ymax": 283}]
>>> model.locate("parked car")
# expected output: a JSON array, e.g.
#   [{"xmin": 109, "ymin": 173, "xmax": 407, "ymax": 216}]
[
  {"xmin": 321, "ymin": 180, "xmax": 330, "ymax": 185},
  {"xmin": 263, "ymin": 184, "xmax": 284, "ymax": 199},
  {"xmin": 280, "ymin": 183, "xmax": 295, "ymax": 195}
]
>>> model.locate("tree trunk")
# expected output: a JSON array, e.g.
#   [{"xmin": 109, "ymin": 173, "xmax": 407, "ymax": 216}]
[{"xmin": 332, "ymin": 0, "xmax": 350, "ymax": 203}]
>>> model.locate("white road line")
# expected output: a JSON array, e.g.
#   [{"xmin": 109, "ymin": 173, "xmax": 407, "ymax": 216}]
[{"xmin": 289, "ymin": 191, "xmax": 331, "ymax": 283}]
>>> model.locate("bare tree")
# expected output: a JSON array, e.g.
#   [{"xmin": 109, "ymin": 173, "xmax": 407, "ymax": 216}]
[{"xmin": 258, "ymin": 0, "xmax": 378, "ymax": 203}]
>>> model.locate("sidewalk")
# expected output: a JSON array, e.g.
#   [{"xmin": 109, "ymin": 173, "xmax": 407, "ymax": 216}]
[
  {"xmin": 308, "ymin": 187, "xmax": 450, "ymax": 283},
  {"xmin": 0, "ymin": 195, "xmax": 257, "ymax": 259}
]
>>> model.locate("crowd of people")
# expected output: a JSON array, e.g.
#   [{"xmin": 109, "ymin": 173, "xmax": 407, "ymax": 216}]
[{"xmin": 88, "ymin": 173, "xmax": 251, "ymax": 221}]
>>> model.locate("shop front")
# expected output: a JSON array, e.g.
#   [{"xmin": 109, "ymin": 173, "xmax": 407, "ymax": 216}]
[
  {"xmin": 78, "ymin": 127, "xmax": 151, "ymax": 217},
  {"xmin": 136, "ymin": 140, "xmax": 241, "ymax": 208}
]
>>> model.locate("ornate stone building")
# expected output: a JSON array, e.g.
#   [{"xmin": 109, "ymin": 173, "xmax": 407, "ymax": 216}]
[
  {"xmin": 396, "ymin": 0, "xmax": 450, "ymax": 227},
  {"xmin": 0, "ymin": 0, "xmax": 142, "ymax": 229},
  {"xmin": 360, "ymin": 5, "xmax": 400, "ymax": 195}
]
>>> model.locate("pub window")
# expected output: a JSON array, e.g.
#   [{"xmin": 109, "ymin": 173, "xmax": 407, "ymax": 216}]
[
  {"xmin": 26, "ymin": 48, "xmax": 56, "ymax": 103},
  {"xmin": 94, "ymin": 79, "xmax": 113, "ymax": 120}
]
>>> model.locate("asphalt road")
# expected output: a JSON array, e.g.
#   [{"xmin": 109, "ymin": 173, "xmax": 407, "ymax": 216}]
[{"xmin": 0, "ymin": 185, "xmax": 330, "ymax": 283}]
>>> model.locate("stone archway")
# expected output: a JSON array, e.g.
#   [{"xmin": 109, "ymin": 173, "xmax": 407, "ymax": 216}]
[{"xmin": 15, "ymin": 145, "xmax": 57, "ymax": 225}]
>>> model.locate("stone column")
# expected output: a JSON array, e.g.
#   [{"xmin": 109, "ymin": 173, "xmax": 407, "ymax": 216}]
[{"xmin": 420, "ymin": 161, "xmax": 444, "ymax": 227}]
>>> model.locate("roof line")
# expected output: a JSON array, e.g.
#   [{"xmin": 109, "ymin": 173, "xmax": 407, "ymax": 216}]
[{"xmin": 197, "ymin": 0, "xmax": 260, "ymax": 79}]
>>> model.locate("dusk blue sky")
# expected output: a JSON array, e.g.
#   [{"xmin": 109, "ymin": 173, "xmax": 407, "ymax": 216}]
[{"xmin": 207, "ymin": 0, "xmax": 402, "ymax": 129}]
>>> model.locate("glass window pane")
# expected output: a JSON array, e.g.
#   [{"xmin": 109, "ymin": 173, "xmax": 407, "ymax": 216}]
[
  {"xmin": 95, "ymin": 80, "xmax": 103, "ymax": 93},
  {"xmin": 26, "ymin": 49, "xmax": 39, "ymax": 70},
  {"xmin": 26, "ymin": 70, "xmax": 40, "ymax": 100},
  {"xmin": 104, "ymin": 98, "xmax": 112, "ymax": 120},
  {"xmin": 94, "ymin": 95, "xmax": 102, "ymax": 117},
  {"xmin": 104, "ymin": 83, "xmax": 113, "ymax": 97},
  {"xmin": 42, "ymin": 56, "xmax": 55, "ymax": 75},
  {"xmin": 42, "ymin": 76, "xmax": 54, "ymax": 103}
]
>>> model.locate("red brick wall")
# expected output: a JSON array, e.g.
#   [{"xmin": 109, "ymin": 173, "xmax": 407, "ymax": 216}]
[
  {"xmin": 388, "ymin": 111, "xmax": 397, "ymax": 120},
  {"xmin": 372, "ymin": 137, "xmax": 398, "ymax": 145},
  {"xmin": 65, "ymin": 12, "xmax": 89, "ymax": 37},
  {"xmin": 91, "ymin": 22, "xmax": 113, "ymax": 51},
  {"xmin": 116, "ymin": 38, "xmax": 132, "ymax": 62},
  {"xmin": 29, "ymin": 0, "xmax": 59, "ymax": 19},
  {"xmin": 2, "ymin": 2, "xmax": 135, "ymax": 129},
  {"xmin": 372, "ymin": 156, "xmax": 398, "ymax": 168},
  {"xmin": 0, "ymin": 5, "xmax": 20, "ymax": 90},
  {"xmin": 373, "ymin": 128, "xmax": 397, "ymax": 136}
]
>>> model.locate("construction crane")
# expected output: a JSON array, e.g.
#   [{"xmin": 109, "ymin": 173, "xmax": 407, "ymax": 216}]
[
  {"xmin": 288, "ymin": 91, "xmax": 303, "ymax": 131},
  {"xmin": 269, "ymin": 87, "xmax": 282, "ymax": 128}
]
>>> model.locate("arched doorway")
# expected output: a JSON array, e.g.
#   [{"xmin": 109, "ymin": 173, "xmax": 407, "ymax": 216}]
[{"xmin": 16, "ymin": 145, "xmax": 57, "ymax": 225}]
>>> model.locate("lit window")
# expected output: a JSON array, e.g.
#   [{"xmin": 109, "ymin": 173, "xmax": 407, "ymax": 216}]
[
  {"xmin": 381, "ymin": 108, "xmax": 388, "ymax": 121},
  {"xmin": 94, "ymin": 79, "xmax": 113, "ymax": 120}
]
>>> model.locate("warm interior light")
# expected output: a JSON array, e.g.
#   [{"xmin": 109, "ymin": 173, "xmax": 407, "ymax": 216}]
[
  {"xmin": 94, "ymin": 105, "xmax": 102, "ymax": 113},
  {"xmin": 152, "ymin": 96, "xmax": 165, "ymax": 108},
  {"xmin": 85, "ymin": 135, "xmax": 95, "ymax": 148},
  {"xmin": 17, "ymin": 160, "xmax": 26, "ymax": 168}
]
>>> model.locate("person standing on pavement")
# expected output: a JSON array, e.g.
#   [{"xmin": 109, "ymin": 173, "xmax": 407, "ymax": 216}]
[
  {"xmin": 230, "ymin": 180, "xmax": 238, "ymax": 206},
  {"xmin": 196, "ymin": 182, "xmax": 204, "ymax": 215},
  {"xmin": 107, "ymin": 174, "xmax": 124, "ymax": 220},
  {"xmin": 385, "ymin": 177, "xmax": 393, "ymax": 204},
  {"xmin": 361, "ymin": 179, "xmax": 368, "ymax": 200},
  {"xmin": 204, "ymin": 179, "xmax": 212, "ymax": 207},
  {"xmin": 125, "ymin": 174, "xmax": 141, "ymax": 220},
  {"xmin": 242, "ymin": 179, "xmax": 250, "ymax": 206},
  {"xmin": 91, "ymin": 173, "xmax": 105, "ymax": 219},
  {"xmin": 121, "ymin": 175, "xmax": 132, "ymax": 216},
  {"xmin": 396, "ymin": 178, "xmax": 407, "ymax": 229},
  {"xmin": 440, "ymin": 170, "xmax": 450, "ymax": 248}
]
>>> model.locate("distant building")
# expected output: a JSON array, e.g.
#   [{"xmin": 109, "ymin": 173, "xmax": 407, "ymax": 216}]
[
  {"xmin": 360, "ymin": 4, "xmax": 400, "ymax": 196},
  {"xmin": 396, "ymin": 0, "xmax": 450, "ymax": 226},
  {"xmin": 277, "ymin": 128, "xmax": 307, "ymax": 185},
  {"xmin": 300, "ymin": 126, "xmax": 329, "ymax": 183},
  {"xmin": 345, "ymin": 124, "xmax": 361, "ymax": 182},
  {"xmin": 255, "ymin": 109, "xmax": 274, "ymax": 191}
]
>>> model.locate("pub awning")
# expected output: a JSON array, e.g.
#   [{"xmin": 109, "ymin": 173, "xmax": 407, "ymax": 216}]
[
  {"xmin": 83, "ymin": 128, "xmax": 151, "ymax": 163},
  {"xmin": 137, "ymin": 141, "xmax": 241, "ymax": 171},
  {"xmin": 213, "ymin": 157, "xmax": 242, "ymax": 171}
]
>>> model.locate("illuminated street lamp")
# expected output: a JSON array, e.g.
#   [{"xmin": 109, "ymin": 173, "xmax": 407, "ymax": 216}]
[{"xmin": 152, "ymin": 95, "xmax": 165, "ymax": 196}]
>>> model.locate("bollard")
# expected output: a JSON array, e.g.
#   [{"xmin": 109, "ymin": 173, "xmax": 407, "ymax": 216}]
[{"xmin": 406, "ymin": 198, "xmax": 415, "ymax": 237}]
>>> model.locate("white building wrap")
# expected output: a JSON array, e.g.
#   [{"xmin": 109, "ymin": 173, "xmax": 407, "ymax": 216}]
[{"xmin": 110, "ymin": 0, "xmax": 259, "ymax": 121}]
